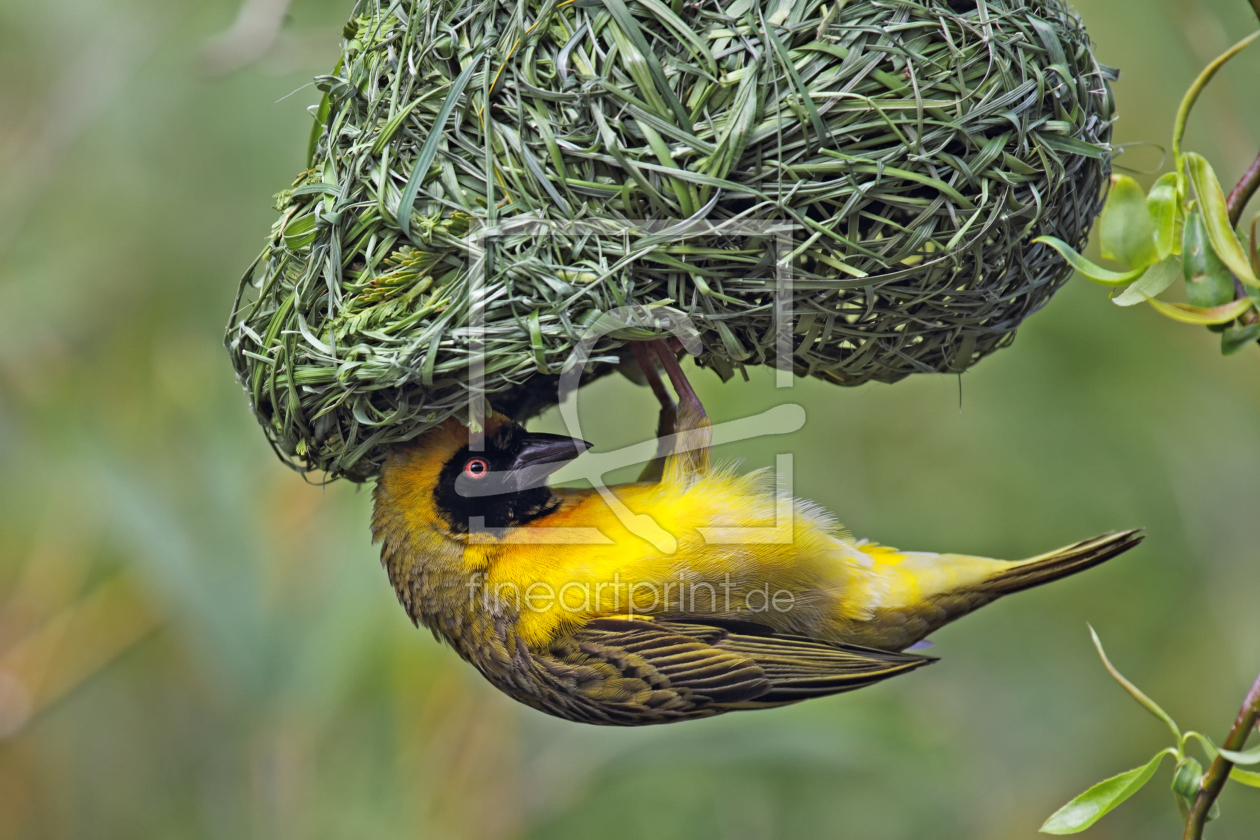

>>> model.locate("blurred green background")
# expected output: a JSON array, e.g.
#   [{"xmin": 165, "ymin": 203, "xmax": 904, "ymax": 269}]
[{"xmin": 2, "ymin": 0, "xmax": 1260, "ymax": 837}]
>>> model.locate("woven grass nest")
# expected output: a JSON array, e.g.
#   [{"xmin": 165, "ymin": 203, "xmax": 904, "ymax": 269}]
[{"xmin": 227, "ymin": 0, "xmax": 1115, "ymax": 482}]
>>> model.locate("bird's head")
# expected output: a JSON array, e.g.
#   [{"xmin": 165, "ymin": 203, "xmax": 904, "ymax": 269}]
[{"xmin": 375, "ymin": 413, "xmax": 590, "ymax": 536}]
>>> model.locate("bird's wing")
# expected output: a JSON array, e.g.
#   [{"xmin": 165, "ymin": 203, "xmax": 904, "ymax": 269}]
[{"xmin": 528, "ymin": 617, "xmax": 932, "ymax": 725}]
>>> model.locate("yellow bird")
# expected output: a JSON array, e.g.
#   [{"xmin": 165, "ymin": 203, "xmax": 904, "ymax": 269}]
[{"xmin": 372, "ymin": 341, "xmax": 1142, "ymax": 725}]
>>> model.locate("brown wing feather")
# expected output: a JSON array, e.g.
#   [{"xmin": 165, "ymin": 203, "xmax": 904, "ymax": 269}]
[{"xmin": 526, "ymin": 618, "xmax": 933, "ymax": 725}]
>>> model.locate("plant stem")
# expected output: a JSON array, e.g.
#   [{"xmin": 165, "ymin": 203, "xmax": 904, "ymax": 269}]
[
  {"xmin": 1182, "ymin": 17, "xmax": 1260, "ymax": 837},
  {"xmin": 1228, "ymin": 0, "xmax": 1260, "ymax": 222},
  {"xmin": 1182, "ymin": 670, "xmax": 1260, "ymax": 840},
  {"xmin": 1233, "ymin": 0, "xmax": 1260, "ymax": 316},
  {"xmin": 1227, "ymin": 151, "xmax": 1260, "ymax": 226},
  {"xmin": 1226, "ymin": 149, "xmax": 1260, "ymax": 317}
]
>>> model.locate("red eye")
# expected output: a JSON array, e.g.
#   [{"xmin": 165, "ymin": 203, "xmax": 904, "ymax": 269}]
[{"xmin": 463, "ymin": 458, "xmax": 490, "ymax": 479}]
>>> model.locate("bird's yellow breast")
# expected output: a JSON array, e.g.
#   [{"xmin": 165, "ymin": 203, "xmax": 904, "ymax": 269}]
[
  {"xmin": 378, "ymin": 431, "xmax": 1015, "ymax": 652},
  {"xmin": 466, "ymin": 468, "xmax": 889, "ymax": 648}
]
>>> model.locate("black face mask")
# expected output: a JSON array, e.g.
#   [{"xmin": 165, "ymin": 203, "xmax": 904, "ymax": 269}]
[{"xmin": 435, "ymin": 424, "xmax": 589, "ymax": 532}]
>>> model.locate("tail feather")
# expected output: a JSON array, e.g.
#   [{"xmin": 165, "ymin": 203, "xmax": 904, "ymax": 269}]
[
  {"xmin": 979, "ymin": 529, "xmax": 1145, "ymax": 596},
  {"xmin": 851, "ymin": 530, "xmax": 1145, "ymax": 652}
]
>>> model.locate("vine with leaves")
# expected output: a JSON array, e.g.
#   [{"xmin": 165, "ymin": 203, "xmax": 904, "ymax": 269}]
[{"xmin": 1033, "ymin": 5, "xmax": 1260, "ymax": 838}]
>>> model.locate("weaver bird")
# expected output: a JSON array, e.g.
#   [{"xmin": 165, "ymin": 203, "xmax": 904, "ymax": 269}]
[{"xmin": 373, "ymin": 341, "xmax": 1142, "ymax": 725}]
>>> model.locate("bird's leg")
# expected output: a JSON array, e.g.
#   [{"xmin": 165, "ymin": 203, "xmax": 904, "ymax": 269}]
[
  {"xmin": 630, "ymin": 342, "xmax": 676, "ymax": 483},
  {"xmin": 651, "ymin": 339, "xmax": 707, "ymax": 425},
  {"xmin": 650, "ymin": 339, "xmax": 711, "ymax": 478},
  {"xmin": 630, "ymin": 342, "xmax": 676, "ymax": 415}
]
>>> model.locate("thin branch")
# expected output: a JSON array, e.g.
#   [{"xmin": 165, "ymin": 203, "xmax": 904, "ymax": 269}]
[
  {"xmin": 1227, "ymin": 152, "xmax": 1260, "ymax": 316},
  {"xmin": 1181, "ymin": 14, "xmax": 1260, "ymax": 839},
  {"xmin": 1227, "ymin": 152, "xmax": 1260, "ymax": 226},
  {"xmin": 1231, "ymin": 0, "xmax": 1260, "ymax": 320},
  {"xmin": 1183, "ymin": 670, "xmax": 1260, "ymax": 840}
]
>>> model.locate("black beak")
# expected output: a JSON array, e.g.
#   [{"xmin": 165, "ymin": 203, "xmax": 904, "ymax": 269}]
[
  {"xmin": 508, "ymin": 433, "xmax": 591, "ymax": 491},
  {"xmin": 454, "ymin": 433, "xmax": 591, "ymax": 497}
]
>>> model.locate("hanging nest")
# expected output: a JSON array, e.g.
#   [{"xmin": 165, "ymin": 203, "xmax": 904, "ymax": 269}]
[{"xmin": 227, "ymin": 0, "xmax": 1115, "ymax": 482}]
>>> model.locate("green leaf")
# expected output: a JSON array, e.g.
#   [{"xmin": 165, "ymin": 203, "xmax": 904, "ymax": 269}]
[
  {"xmin": 599, "ymin": 0, "xmax": 690, "ymax": 128},
  {"xmin": 307, "ymin": 90, "xmax": 331, "ymax": 170},
  {"xmin": 1186, "ymin": 153, "xmax": 1260, "ymax": 287},
  {"xmin": 1033, "ymin": 237, "xmax": 1148, "ymax": 286},
  {"xmin": 1221, "ymin": 322, "xmax": 1260, "ymax": 355},
  {"xmin": 370, "ymin": 97, "xmax": 424, "ymax": 155},
  {"xmin": 1230, "ymin": 767, "xmax": 1260, "ymax": 788},
  {"xmin": 1182, "ymin": 208, "xmax": 1236, "ymax": 308},
  {"xmin": 1145, "ymin": 295, "xmax": 1253, "ymax": 325},
  {"xmin": 1040, "ymin": 750, "xmax": 1174, "ymax": 834},
  {"xmin": 1112, "ymin": 258, "xmax": 1180, "ymax": 307},
  {"xmin": 1250, "ymin": 214, "xmax": 1260, "ymax": 278},
  {"xmin": 1219, "ymin": 745, "xmax": 1260, "ymax": 766},
  {"xmin": 1038, "ymin": 132, "xmax": 1110, "ymax": 160},
  {"xmin": 1184, "ymin": 731, "xmax": 1220, "ymax": 761},
  {"xmin": 1089, "ymin": 626, "xmax": 1181, "ymax": 739},
  {"xmin": 1147, "ymin": 173, "xmax": 1180, "ymax": 261},
  {"xmin": 762, "ymin": 18, "xmax": 830, "ymax": 149},
  {"xmin": 282, "ymin": 214, "xmax": 318, "ymax": 249},
  {"xmin": 397, "ymin": 52, "xmax": 484, "ymax": 241},
  {"xmin": 1100, "ymin": 175, "xmax": 1158, "ymax": 268},
  {"xmin": 1173, "ymin": 31, "xmax": 1260, "ymax": 166},
  {"xmin": 1172, "ymin": 757, "xmax": 1205, "ymax": 799}
]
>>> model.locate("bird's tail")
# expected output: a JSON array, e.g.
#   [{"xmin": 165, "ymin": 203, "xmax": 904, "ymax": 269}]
[
  {"xmin": 843, "ymin": 529, "xmax": 1145, "ymax": 651},
  {"xmin": 976, "ymin": 529, "xmax": 1145, "ymax": 597}
]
